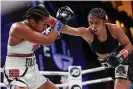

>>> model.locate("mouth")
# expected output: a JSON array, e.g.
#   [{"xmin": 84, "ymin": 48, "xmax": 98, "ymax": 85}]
[{"xmin": 92, "ymin": 28, "xmax": 97, "ymax": 33}]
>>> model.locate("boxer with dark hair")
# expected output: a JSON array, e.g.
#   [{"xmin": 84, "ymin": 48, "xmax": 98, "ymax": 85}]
[
  {"xmin": 58, "ymin": 7, "xmax": 133, "ymax": 89},
  {"xmin": 3, "ymin": 5, "xmax": 74, "ymax": 89}
]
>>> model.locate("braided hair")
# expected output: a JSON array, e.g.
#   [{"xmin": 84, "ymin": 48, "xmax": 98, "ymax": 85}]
[
  {"xmin": 88, "ymin": 8, "xmax": 106, "ymax": 20},
  {"xmin": 25, "ymin": 6, "xmax": 50, "ymax": 22}
]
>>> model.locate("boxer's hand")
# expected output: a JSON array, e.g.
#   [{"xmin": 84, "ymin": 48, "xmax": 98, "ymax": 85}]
[
  {"xmin": 47, "ymin": 16, "xmax": 64, "ymax": 34},
  {"xmin": 106, "ymin": 53, "xmax": 121, "ymax": 68},
  {"xmin": 47, "ymin": 6, "xmax": 74, "ymax": 34},
  {"xmin": 42, "ymin": 27, "xmax": 53, "ymax": 35},
  {"xmin": 42, "ymin": 27, "xmax": 60, "ymax": 35},
  {"xmin": 56, "ymin": 6, "xmax": 74, "ymax": 24}
]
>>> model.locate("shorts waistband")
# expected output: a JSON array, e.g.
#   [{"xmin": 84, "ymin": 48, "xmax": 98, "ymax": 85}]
[
  {"xmin": 5, "ymin": 55, "xmax": 36, "ymax": 67},
  {"xmin": 7, "ymin": 53, "xmax": 34, "ymax": 57}
]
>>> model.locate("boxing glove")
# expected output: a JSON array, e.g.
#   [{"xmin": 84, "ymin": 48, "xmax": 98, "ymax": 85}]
[
  {"xmin": 106, "ymin": 53, "xmax": 121, "ymax": 68},
  {"xmin": 106, "ymin": 49, "xmax": 129, "ymax": 68},
  {"xmin": 56, "ymin": 6, "xmax": 74, "ymax": 24},
  {"xmin": 47, "ymin": 6, "xmax": 74, "ymax": 34}
]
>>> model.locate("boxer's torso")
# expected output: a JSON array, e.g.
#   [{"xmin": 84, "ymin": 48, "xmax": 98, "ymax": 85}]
[{"xmin": 8, "ymin": 40, "xmax": 39, "ymax": 54}]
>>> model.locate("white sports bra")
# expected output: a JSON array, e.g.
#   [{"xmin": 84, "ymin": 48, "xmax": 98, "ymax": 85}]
[{"xmin": 8, "ymin": 41, "xmax": 40, "ymax": 54}]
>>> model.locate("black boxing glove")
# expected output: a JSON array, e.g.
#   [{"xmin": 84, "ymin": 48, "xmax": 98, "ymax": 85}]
[
  {"xmin": 56, "ymin": 6, "xmax": 74, "ymax": 24},
  {"xmin": 106, "ymin": 53, "xmax": 120, "ymax": 68},
  {"xmin": 107, "ymin": 49, "xmax": 129, "ymax": 67}
]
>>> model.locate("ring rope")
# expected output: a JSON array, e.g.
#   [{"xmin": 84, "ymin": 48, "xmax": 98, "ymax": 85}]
[
  {"xmin": 0, "ymin": 67, "xmax": 106, "ymax": 76},
  {"xmin": 0, "ymin": 77, "xmax": 113, "ymax": 87}
]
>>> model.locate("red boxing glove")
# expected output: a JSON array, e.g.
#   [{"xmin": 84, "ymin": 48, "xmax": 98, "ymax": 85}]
[
  {"xmin": 120, "ymin": 49, "xmax": 129, "ymax": 59},
  {"xmin": 47, "ymin": 16, "xmax": 64, "ymax": 34},
  {"xmin": 48, "ymin": 16, "xmax": 56, "ymax": 27}
]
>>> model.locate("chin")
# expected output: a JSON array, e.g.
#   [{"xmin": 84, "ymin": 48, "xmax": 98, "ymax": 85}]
[
  {"xmin": 38, "ymin": 29, "xmax": 44, "ymax": 32},
  {"xmin": 94, "ymin": 32, "xmax": 99, "ymax": 35},
  {"xmin": 94, "ymin": 33, "xmax": 98, "ymax": 35},
  {"xmin": 36, "ymin": 30, "xmax": 42, "ymax": 33},
  {"xmin": 39, "ymin": 31, "xmax": 43, "ymax": 33}
]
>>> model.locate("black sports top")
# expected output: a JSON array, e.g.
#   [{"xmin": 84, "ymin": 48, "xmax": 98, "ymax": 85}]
[{"xmin": 91, "ymin": 25, "xmax": 119, "ymax": 54}]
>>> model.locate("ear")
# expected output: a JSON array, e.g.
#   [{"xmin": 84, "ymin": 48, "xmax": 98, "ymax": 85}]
[
  {"xmin": 30, "ymin": 19, "xmax": 35, "ymax": 25},
  {"xmin": 105, "ymin": 19, "xmax": 109, "ymax": 23}
]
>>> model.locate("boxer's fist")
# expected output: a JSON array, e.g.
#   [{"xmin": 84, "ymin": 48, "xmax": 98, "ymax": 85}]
[
  {"xmin": 56, "ymin": 6, "xmax": 74, "ymax": 24},
  {"xmin": 42, "ymin": 27, "xmax": 53, "ymax": 35},
  {"xmin": 106, "ymin": 53, "xmax": 121, "ymax": 68}
]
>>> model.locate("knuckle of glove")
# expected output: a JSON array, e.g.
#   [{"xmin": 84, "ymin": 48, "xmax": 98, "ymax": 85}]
[
  {"xmin": 56, "ymin": 6, "xmax": 74, "ymax": 24},
  {"xmin": 107, "ymin": 54, "xmax": 120, "ymax": 68}
]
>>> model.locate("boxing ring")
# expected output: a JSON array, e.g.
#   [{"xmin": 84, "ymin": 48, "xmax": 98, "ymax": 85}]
[{"xmin": 0, "ymin": 66, "xmax": 113, "ymax": 88}]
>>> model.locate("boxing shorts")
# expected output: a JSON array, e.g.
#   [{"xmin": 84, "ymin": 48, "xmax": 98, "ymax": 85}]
[
  {"xmin": 3, "ymin": 55, "xmax": 48, "ymax": 89},
  {"xmin": 115, "ymin": 51, "xmax": 133, "ymax": 80}
]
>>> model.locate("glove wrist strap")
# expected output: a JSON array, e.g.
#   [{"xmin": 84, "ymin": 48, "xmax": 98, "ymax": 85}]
[
  {"xmin": 52, "ymin": 20, "xmax": 64, "ymax": 32},
  {"xmin": 120, "ymin": 49, "xmax": 128, "ymax": 59}
]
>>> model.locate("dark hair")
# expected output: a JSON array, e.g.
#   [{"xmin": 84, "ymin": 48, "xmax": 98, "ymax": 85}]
[
  {"xmin": 88, "ymin": 8, "xmax": 106, "ymax": 20},
  {"xmin": 25, "ymin": 6, "xmax": 50, "ymax": 22}
]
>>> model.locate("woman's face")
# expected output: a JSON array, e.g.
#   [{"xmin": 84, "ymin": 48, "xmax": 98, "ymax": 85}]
[
  {"xmin": 32, "ymin": 17, "xmax": 50, "ymax": 32},
  {"xmin": 88, "ymin": 16, "xmax": 105, "ymax": 35}
]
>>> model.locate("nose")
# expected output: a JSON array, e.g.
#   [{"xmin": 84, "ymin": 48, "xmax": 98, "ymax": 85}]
[{"xmin": 92, "ymin": 24, "xmax": 96, "ymax": 29}]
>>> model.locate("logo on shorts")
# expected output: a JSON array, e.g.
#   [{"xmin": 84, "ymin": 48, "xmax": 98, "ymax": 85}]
[
  {"xmin": 9, "ymin": 69, "xmax": 19, "ymax": 77},
  {"xmin": 71, "ymin": 85, "xmax": 81, "ymax": 89},
  {"xmin": 25, "ymin": 58, "xmax": 36, "ymax": 67},
  {"xmin": 116, "ymin": 65, "xmax": 126, "ymax": 74},
  {"xmin": 70, "ymin": 67, "xmax": 80, "ymax": 77}
]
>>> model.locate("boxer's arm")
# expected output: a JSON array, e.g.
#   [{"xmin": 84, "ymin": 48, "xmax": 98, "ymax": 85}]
[
  {"xmin": 12, "ymin": 23, "xmax": 58, "ymax": 46},
  {"xmin": 114, "ymin": 25, "xmax": 133, "ymax": 62},
  {"xmin": 115, "ymin": 25, "xmax": 133, "ymax": 55},
  {"xmin": 61, "ymin": 25, "xmax": 87, "ymax": 36}
]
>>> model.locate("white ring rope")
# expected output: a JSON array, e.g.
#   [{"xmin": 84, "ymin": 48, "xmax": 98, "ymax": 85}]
[
  {"xmin": 40, "ymin": 71, "xmax": 68, "ymax": 76},
  {"xmin": 0, "ymin": 66, "xmax": 113, "ymax": 88},
  {"xmin": 0, "ymin": 77, "xmax": 113, "ymax": 87},
  {"xmin": 82, "ymin": 66, "xmax": 106, "ymax": 75},
  {"xmin": 0, "ymin": 67, "xmax": 105, "ymax": 75},
  {"xmin": 82, "ymin": 77, "xmax": 113, "ymax": 86}
]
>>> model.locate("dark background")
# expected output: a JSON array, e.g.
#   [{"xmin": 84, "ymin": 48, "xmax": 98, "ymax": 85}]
[{"xmin": 1, "ymin": 1, "xmax": 133, "ymax": 89}]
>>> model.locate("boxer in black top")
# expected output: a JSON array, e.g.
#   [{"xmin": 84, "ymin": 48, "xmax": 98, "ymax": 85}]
[{"xmin": 59, "ymin": 7, "xmax": 133, "ymax": 89}]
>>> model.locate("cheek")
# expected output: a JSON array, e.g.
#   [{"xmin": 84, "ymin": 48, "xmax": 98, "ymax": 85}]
[
  {"xmin": 98, "ymin": 26, "xmax": 104, "ymax": 31},
  {"xmin": 97, "ymin": 23, "xmax": 103, "ymax": 28},
  {"xmin": 89, "ymin": 24, "xmax": 93, "ymax": 29},
  {"xmin": 33, "ymin": 25, "xmax": 42, "ymax": 32},
  {"xmin": 39, "ymin": 25, "xmax": 48, "ymax": 32},
  {"xmin": 36, "ymin": 25, "xmax": 44, "ymax": 30},
  {"xmin": 43, "ymin": 25, "xmax": 47, "ymax": 30}
]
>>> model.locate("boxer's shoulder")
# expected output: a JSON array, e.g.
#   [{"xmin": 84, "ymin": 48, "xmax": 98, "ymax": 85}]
[
  {"xmin": 11, "ymin": 22, "xmax": 31, "ymax": 32},
  {"xmin": 9, "ymin": 22, "xmax": 32, "ymax": 37}
]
